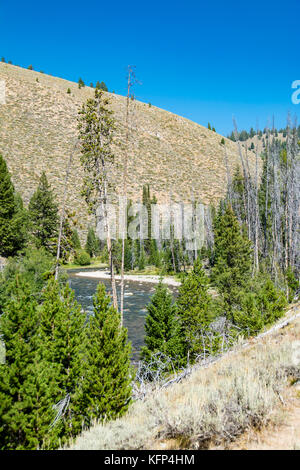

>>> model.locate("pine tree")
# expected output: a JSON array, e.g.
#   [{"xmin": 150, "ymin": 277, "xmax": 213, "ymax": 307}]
[
  {"xmin": 71, "ymin": 228, "xmax": 81, "ymax": 251},
  {"xmin": 141, "ymin": 281, "xmax": 182, "ymax": 364},
  {"xmin": 78, "ymin": 87, "xmax": 118, "ymax": 309},
  {"xmin": 95, "ymin": 81, "xmax": 108, "ymax": 92},
  {"xmin": 212, "ymin": 204, "xmax": 253, "ymax": 310},
  {"xmin": 0, "ymin": 278, "xmax": 59, "ymax": 449},
  {"xmin": 80, "ymin": 283, "xmax": 132, "ymax": 427},
  {"xmin": 78, "ymin": 77, "xmax": 85, "ymax": 89},
  {"xmin": 138, "ymin": 245, "xmax": 146, "ymax": 270},
  {"xmin": 233, "ymin": 276, "xmax": 287, "ymax": 336},
  {"xmin": 38, "ymin": 279, "xmax": 87, "ymax": 442},
  {"xmin": 28, "ymin": 172, "xmax": 59, "ymax": 253},
  {"xmin": 124, "ymin": 239, "xmax": 132, "ymax": 271},
  {"xmin": 85, "ymin": 226, "xmax": 98, "ymax": 257},
  {"xmin": 11, "ymin": 193, "xmax": 29, "ymax": 253},
  {"xmin": 0, "ymin": 155, "xmax": 27, "ymax": 257},
  {"xmin": 177, "ymin": 260, "xmax": 217, "ymax": 362},
  {"xmin": 230, "ymin": 166, "xmax": 247, "ymax": 223},
  {"xmin": 285, "ymin": 266, "xmax": 299, "ymax": 302}
]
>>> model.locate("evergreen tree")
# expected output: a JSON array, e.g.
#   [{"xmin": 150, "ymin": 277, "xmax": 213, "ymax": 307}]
[
  {"xmin": 11, "ymin": 193, "xmax": 29, "ymax": 253},
  {"xmin": 28, "ymin": 172, "xmax": 59, "ymax": 253},
  {"xmin": 0, "ymin": 247, "xmax": 56, "ymax": 312},
  {"xmin": 233, "ymin": 276, "xmax": 287, "ymax": 336},
  {"xmin": 230, "ymin": 166, "xmax": 247, "ymax": 223},
  {"xmin": 95, "ymin": 81, "xmax": 108, "ymax": 91},
  {"xmin": 285, "ymin": 266, "xmax": 299, "ymax": 302},
  {"xmin": 38, "ymin": 279, "xmax": 87, "ymax": 442},
  {"xmin": 0, "ymin": 278, "xmax": 59, "ymax": 449},
  {"xmin": 85, "ymin": 226, "xmax": 98, "ymax": 257},
  {"xmin": 177, "ymin": 260, "xmax": 217, "ymax": 362},
  {"xmin": 138, "ymin": 245, "xmax": 146, "ymax": 270},
  {"xmin": 212, "ymin": 204, "xmax": 253, "ymax": 311},
  {"xmin": 80, "ymin": 283, "xmax": 132, "ymax": 427},
  {"xmin": 78, "ymin": 77, "xmax": 85, "ymax": 89},
  {"xmin": 149, "ymin": 239, "xmax": 160, "ymax": 267},
  {"xmin": 71, "ymin": 228, "xmax": 81, "ymax": 251},
  {"xmin": 124, "ymin": 239, "xmax": 132, "ymax": 271},
  {"xmin": 141, "ymin": 281, "xmax": 182, "ymax": 363}
]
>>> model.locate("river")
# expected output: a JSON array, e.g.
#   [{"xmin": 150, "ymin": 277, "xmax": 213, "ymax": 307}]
[{"xmin": 67, "ymin": 269, "xmax": 177, "ymax": 362}]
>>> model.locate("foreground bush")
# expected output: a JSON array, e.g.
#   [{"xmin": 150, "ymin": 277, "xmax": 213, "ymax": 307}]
[{"xmin": 74, "ymin": 249, "xmax": 91, "ymax": 266}]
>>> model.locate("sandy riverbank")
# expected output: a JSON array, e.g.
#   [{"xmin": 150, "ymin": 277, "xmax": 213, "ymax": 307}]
[{"xmin": 75, "ymin": 270, "xmax": 181, "ymax": 286}]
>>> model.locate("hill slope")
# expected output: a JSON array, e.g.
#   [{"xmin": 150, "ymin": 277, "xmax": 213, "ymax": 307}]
[
  {"xmin": 0, "ymin": 63, "xmax": 257, "ymax": 237},
  {"xmin": 67, "ymin": 304, "xmax": 300, "ymax": 450}
]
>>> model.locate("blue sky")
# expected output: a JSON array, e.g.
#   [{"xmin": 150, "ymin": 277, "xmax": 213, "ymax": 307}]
[{"xmin": 0, "ymin": 0, "xmax": 299, "ymax": 135}]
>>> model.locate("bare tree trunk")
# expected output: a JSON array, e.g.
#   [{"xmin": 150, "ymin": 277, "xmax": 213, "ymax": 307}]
[
  {"xmin": 100, "ymin": 175, "xmax": 118, "ymax": 311},
  {"xmin": 253, "ymin": 133, "xmax": 260, "ymax": 273},
  {"xmin": 120, "ymin": 67, "xmax": 134, "ymax": 324},
  {"xmin": 169, "ymin": 191, "xmax": 176, "ymax": 272}
]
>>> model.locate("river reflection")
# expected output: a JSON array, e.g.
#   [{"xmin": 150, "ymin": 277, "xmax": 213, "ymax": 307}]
[{"xmin": 67, "ymin": 269, "xmax": 177, "ymax": 362}]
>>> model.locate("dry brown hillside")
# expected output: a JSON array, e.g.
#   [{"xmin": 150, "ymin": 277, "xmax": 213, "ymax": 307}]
[{"xmin": 0, "ymin": 63, "xmax": 257, "ymax": 238}]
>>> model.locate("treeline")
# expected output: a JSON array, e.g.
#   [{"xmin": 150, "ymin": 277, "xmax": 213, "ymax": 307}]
[
  {"xmin": 141, "ymin": 204, "xmax": 291, "ymax": 370},
  {"xmin": 227, "ymin": 125, "xmax": 300, "ymax": 142},
  {"xmin": 141, "ymin": 121, "xmax": 299, "ymax": 371},
  {"xmin": 0, "ymin": 156, "xmax": 79, "ymax": 261}
]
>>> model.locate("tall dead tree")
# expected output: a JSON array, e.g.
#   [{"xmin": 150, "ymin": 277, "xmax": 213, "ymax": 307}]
[
  {"xmin": 120, "ymin": 66, "xmax": 138, "ymax": 324},
  {"xmin": 78, "ymin": 89, "xmax": 118, "ymax": 310}
]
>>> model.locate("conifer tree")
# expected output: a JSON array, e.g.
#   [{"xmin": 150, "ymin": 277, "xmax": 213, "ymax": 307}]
[
  {"xmin": 141, "ymin": 281, "xmax": 182, "ymax": 363},
  {"xmin": 80, "ymin": 283, "xmax": 132, "ymax": 427},
  {"xmin": 0, "ymin": 155, "xmax": 27, "ymax": 257},
  {"xmin": 85, "ymin": 226, "xmax": 98, "ymax": 257},
  {"xmin": 233, "ymin": 276, "xmax": 287, "ymax": 335},
  {"xmin": 78, "ymin": 88, "xmax": 118, "ymax": 310},
  {"xmin": 123, "ymin": 239, "xmax": 132, "ymax": 271},
  {"xmin": 0, "ymin": 278, "xmax": 59, "ymax": 449},
  {"xmin": 71, "ymin": 228, "xmax": 81, "ymax": 251},
  {"xmin": 177, "ymin": 260, "xmax": 217, "ymax": 362},
  {"xmin": 138, "ymin": 245, "xmax": 146, "ymax": 270},
  {"xmin": 28, "ymin": 172, "xmax": 59, "ymax": 253},
  {"xmin": 78, "ymin": 77, "xmax": 85, "ymax": 89},
  {"xmin": 38, "ymin": 279, "xmax": 87, "ymax": 441},
  {"xmin": 212, "ymin": 204, "xmax": 253, "ymax": 310}
]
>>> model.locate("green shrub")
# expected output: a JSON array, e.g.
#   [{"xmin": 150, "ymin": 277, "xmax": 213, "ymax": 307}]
[{"xmin": 74, "ymin": 250, "xmax": 91, "ymax": 266}]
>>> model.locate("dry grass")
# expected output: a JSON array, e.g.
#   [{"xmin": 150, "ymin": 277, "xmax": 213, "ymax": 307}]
[
  {"xmin": 0, "ymin": 63, "xmax": 259, "ymax": 240},
  {"xmin": 67, "ymin": 306, "xmax": 300, "ymax": 450}
]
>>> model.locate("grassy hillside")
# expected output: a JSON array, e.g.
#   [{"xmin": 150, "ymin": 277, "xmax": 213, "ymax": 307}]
[{"xmin": 0, "ymin": 63, "xmax": 257, "ymax": 238}]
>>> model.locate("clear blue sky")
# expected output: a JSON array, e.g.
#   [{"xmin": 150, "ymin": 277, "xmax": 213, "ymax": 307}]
[{"xmin": 1, "ymin": 0, "xmax": 299, "ymax": 135}]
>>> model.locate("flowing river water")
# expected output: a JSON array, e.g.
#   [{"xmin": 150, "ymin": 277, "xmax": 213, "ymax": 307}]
[{"xmin": 67, "ymin": 269, "xmax": 177, "ymax": 362}]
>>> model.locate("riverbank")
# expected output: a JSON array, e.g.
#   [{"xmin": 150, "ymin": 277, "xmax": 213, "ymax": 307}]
[{"xmin": 75, "ymin": 270, "xmax": 181, "ymax": 287}]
